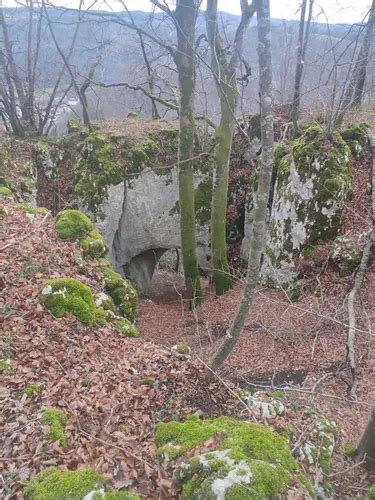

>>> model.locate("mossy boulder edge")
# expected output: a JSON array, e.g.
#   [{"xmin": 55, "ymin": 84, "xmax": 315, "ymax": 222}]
[{"xmin": 155, "ymin": 415, "xmax": 311, "ymax": 499}]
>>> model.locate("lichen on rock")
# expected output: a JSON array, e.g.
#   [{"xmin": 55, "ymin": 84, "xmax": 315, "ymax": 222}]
[
  {"xmin": 242, "ymin": 391, "xmax": 285, "ymax": 419},
  {"xmin": 40, "ymin": 407, "xmax": 68, "ymax": 447},
  {"xmin": 55, "ymin": 209, "xmax": 108, "ymax": 259},
  {"xmin": 297, "ymin": 415, "xmax": 337, "ymax": 496},
  {"xmin": 40, "ymin": 277, "xmax": 97, "ymax": 325},
  {"xmin": 263, "ymin": 124, "xmax": 352, "ymax": 283},
  {"xmin": 155, "ymin": 415, "xmax": 309, "ymax": 499},
  {"xmin": 330, "ymin": 235, "xmax": 362, "ymax": 273}
]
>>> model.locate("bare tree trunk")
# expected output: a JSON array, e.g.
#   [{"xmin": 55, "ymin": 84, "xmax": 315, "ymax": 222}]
[
  {"xmin": 291, "ymin": 0, "xmax": 313, "ymax": 135},
  {"xmin": 357, "ymin": 403, "xmax": 375, "ymax": 467},
  {"xmin": 355, "ymin": 135, "xmax": 375, "ymax": 464},
  {"xmin": 352, "ymin": 0, "xmax": 375, "ymax": 107},
  {"xmin": 206, "ymin": 0, "xmax": 255, "ymax": 296},
  {"xmin": 336, "ymin": 1, "xmax": 375, "ymax": 126},
  {"xmin": 209, "ymin": 0, "xmax": 274, "ymax": 370},
  {"xmin": 174, "ymin": 0, "xmax": 202, "ymax": 307}
]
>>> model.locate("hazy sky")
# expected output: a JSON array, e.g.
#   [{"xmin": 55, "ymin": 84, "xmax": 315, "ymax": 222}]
[{"xmin": 2, "ymin": 0, "xmax": 372, "ymax": 23}]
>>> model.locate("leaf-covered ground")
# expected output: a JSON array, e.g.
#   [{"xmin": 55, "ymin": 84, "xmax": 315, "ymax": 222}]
[{"xmin": 0, "ymin": 199, "xmax": 248, "ymax": 498}]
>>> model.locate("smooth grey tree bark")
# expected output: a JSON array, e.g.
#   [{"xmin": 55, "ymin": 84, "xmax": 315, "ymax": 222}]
[
  {"xmin": 209, "ymin": 0, "xmax": 274, "ymax": 370},
  {"xmin": 357, "ymin": 402, "xmax": 375, "ymax": 467},
  {"xmin": 337, "ymin": 0, "xmax": 375, "ymax": 125}
]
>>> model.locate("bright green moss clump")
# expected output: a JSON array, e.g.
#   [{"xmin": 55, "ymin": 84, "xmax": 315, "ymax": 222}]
[
  {"xmin": 24, "ymin": 467, "xmax": 139, "ymax": 500},
  {"xmin": 55, "ymin": 209, "xmax": 108, "ymax": 259},
  {"xmin": 369, "ymin": 484, "xmax": 375, "ymax": 500},
  {"xmin": 41, "ymin": 408, "xmax": 68, "ymax": 447},
  {"xmin": 24, "ymin": 467, "xmax": 103, "ymax": 499},
  {"xmin": 103, "ymin": 268, "xmax": 138, "ymax": 322},
  {"xmin": 0, "ymin": 186, "xmax": 13, "ymax": 197},
  {"xmin": 156, "ymin": 415, "xmax": 307, "ymax": 499},
  {"xmin": 40, "ymin": 277, "xmax": 96, "ymax": 325}
]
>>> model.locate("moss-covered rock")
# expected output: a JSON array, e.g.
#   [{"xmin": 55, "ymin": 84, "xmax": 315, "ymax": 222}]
[
  {"xmin": 156, "ymin": 415, "xmax": 309, "ymax": 499},
  {"xmin": 24, "ymin": 467, "xmax": 139, "ymax": 500},
  {"xmin": 41, "ymin": 408, "xmax": 68, "ymax": 447},
  {"xmin": 111, "ymin": 316, "xmax": 139, "ymax": 338},
  {"xmin": 0, "ymin": 186, "xmax": 13, "ymax": 197},
  {"xmin": 40, "ymin": 277, "xmax": 97, "ymax": 325},
  {"xmin": 331, "ymin": 235, "xmax": 362, "ymax": 273},
  {"xmin": 74, "ymin": 133, "xmax": 123, "ymax": 216},
  {"xmin": 340, "ymin": 123, "xmax": 368, "ymax": 159},
  {"xmin": 263, "ymin": 124, "xmax": 352, "ymax": 283},
  {"xmin": 369, "ymin": 484, "xmax": 375, "ymax": 500},
  {"xmin": 103, "ymin": 268, "xmax": 138, "ymax": 322},
  {"xmin": 55, "ymin": 209, "xmax": 108, "ymax": 258}
]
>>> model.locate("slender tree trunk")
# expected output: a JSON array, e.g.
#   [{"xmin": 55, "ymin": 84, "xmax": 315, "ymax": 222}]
[
  {"xmin": 336, "ymin": 0, "xmax": 375, "ymax": 126},
  {"xmin": 352, "ymin": 0, "xmax": 375, "ymax": 107},
  {"xmin": 357, "ymin": 403, "xmax": 375, "ymax": 467},
  {"xmin": 206, "ymin": 0, "xmax": 255, "ymax": 296},
  {"xmin": 291, "ymin": 0, "xmax": 313, "ymax": 135},
  {"xmin": 174, "ymin": 0, "xmax": 202, "ymax": 307},
  {"xmin": 209, "ymin": 0, "xmax": 274, "ymax": 370}
]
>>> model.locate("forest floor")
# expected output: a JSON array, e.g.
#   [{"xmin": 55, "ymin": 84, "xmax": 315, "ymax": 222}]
[
  {"xmin": 1, "ymin": 121, "xmax": 375, "ymax": 498},
  {"xmin": 137, "ymin": 146, "xmax": 375, "ymax": 497}
]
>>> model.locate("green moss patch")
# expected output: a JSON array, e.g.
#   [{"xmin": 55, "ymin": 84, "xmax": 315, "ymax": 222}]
[
  {"xmin": 55, "ymin": 209, "xmax": 108, "ymax": 258},
  {"xmin": 41, "ymin": 408, "xmax": 68, "ymax": 447},
  {"xmin": 156, "ymin": 415, "xmax": 308, "ymax": 499},
  {"xmin": 24, "ymin": 467, "xmax": 139, "ymax": 500},
  {"xmin": 0, "ymin": 186, "xmax": 13, "ymax": 197},
  {"xmin": 369, "ymin": 484, "xmax": 375, "ymax": 500},
  {"xmin": 40, "ymin": 277, "xmax": 97, "ymax": 325},
  {"xmin": 103, "ymin": 268, "xmax": 138, "ymax": 322},
  {"xmin": 24, "ymin": 383, "xmax": 43, "ymax": 397}
]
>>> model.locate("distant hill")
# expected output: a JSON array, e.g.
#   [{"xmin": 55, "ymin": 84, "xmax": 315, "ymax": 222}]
[{"xmin": 2, "ymin": 7, "xmax": 374, "ymax": 126}]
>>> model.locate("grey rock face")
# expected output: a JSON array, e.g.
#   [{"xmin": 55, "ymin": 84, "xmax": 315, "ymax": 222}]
[
  {"xmin": 241, "ymin": 131, "xmax": 352, "ymax": 283},
  {"xmin": 97, "ymin": 168, "xmax": 211, "ymax": 295}
]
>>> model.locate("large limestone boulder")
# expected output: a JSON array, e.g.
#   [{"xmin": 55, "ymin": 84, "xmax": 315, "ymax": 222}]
[
  {"xmin": 99, "ymin": 169, "xmax": 210, "ymax": 296},
  {"xmin": 242, "ymin": 125, "xmax": 352, "ymax": 283},
  {"xmin": 71, "ymin": 122, "xmax": 211, "ymax": 296}
]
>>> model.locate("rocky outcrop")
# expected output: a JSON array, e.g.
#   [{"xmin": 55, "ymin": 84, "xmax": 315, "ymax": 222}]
[
  {"xmin": 97, "ymin": 169, "xmax": 210, "ymax": 296},
  {"xmin": 242, "ymin": 125, "xmax": 353, "ymax": 283},
  {"xmin": 71, "ymin": 122, "xmax": 212, "ymax": 296}
]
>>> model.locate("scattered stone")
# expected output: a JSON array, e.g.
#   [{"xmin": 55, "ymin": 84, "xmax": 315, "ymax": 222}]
[
  {"xmin": 242, "ymin": 391, "xmax": 285, "ymax": 419},
  {"xmin": 171, "ymin": 343, "xmax": 191, "ymax": 358}
]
